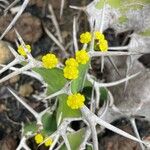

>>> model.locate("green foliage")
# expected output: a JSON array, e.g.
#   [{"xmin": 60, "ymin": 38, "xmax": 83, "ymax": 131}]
[
  {"xmin": 41, "ymin": 113, "xmax": 57, "ymax": 135},
  {"xmin": 56, "ymin": 94, "xmax": 82, "ymax": 124},
  {"xmin": 24, "ymin": 121, "xmax": 37, "ymax": 135},
  {"xmin": 71, "ymin": 63, "xmax": 89, "ymax": 93},
  {"xmin": 82, "ymin": 86, "xmax": 93, "ymax": 102},
  {"xmin": 33, "ymin": 67, "xmax": 67, "ymax": 95},
  {"xmin": 95, "ymin": 0, "xmax": 121, "ymax": 9},
  {"xmin": 60, "ymin": 128, "xmax": 86, "ymax": 150},
  {"xmin": 100, "ymin": 87, "xmax": 108, "ymax": 103},
  {"xmin": 140, "ymin": 29, "xmax": 150, "ymax": 36},
  {"xmin": 24, "ymin": 113, "xmax": 57, "ymax": 136}
]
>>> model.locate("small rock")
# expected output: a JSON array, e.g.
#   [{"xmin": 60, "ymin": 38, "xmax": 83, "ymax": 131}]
[
  {"xmin": 9, "ymin": 75, "xmax": 20, "ymax": 84},
  {"xmin": 0, "ymin": 136, "xmax": 17, "ymax": 150},
  {"xmin": 0, "ymin": 103, "xmax": 7, "ymax": 113},
  {"xmin": 50, "ymin": 0, "xmax": 64, "ymax": 9},
  {"xmin": 19, "ymin": 83, "xmax": 33, "ymax": 97},
  {"xmin": 0, "ymin": 13, "xmax": 43, "ymax": 43},
  {"xmin": 29, "ymin": 0, "xmax": 44, "ymax": 8},
  {"xmin": 99, "ymin": 124, "xmax": 141, "ymax": 150},
  {"xmin": 0, "ymin": 41, "xmax": 14, "ymax": 64}
]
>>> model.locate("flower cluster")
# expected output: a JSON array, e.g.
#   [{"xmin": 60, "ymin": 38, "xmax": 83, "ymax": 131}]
[
  {"xmin": 94, "ymin": 31, "xmax": 104, "ymax": 41},
  {"xmin": 67, "ymin": 93, "xmax": 85, "ymax": 109},
  {"xmin": 63, "ymin": 65, "xmax": 79, "ymax": 80},
  {"xmin": 80, "ymin": 32, "xmax": 91, "ymax": 44},
  {"xmin": 79, "ymin": 31, "xmax": 108, "ymax": 52},
  {"xmin": 95, "ymin": 31, "xmax": 108, "ymax": 52},
  {"xmin": 99, "ymin": 39, "xmax": 108, "ymax": 52},
  {"xmin": 75, "ymin": 49, "xmax": 89, "ymax": 64},
  {"xmin": 65, "ymin": 58, "xmax": 78, "ymax": 67},
  {"xmin": 17, "ymin": 44, "xmax": 31, "ymax": 56},
  {"xmin": 63, "ymin": 50, "xmax": 89, "ymax": 80},
  {"xmin": 34, "ymin": 133, "xmax": 53, "ymax": 147},
  {"xmin": 42, "ymin": 53, "xmax": 58, "ymax": 69}
]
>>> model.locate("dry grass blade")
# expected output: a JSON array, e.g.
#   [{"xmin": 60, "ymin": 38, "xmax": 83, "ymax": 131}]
[
  {"xmin": 0, "ymin": 63, "xmax": 34, "ymax": 84},
  {"xmin": 0, "ymin": 0, "xmax": 9, "ymax": 5},
  {"xmin": 107, "ymin": 56, "xmax": 121, "ymax": 77},
  {"xmin": 0, "ymin": 64, "xmax": 44, "ymax": 82},
  {"xmin": 0, "ymin": 0, "xmax": 29, "ymax": 40},
  {"xmin": 130, "ymin": 118, "xmax": 145, "ymax": 150},
  {"xmin": 8, "ymin": 88, "xmax": 39, "ymax": 120},
  {"xmin": 60, "ymin": 0, "xmax": 65, "ymax": 18},
  {"xmin": 44, "ymin": 26, "xmax": 67, "ymax": 54},
  {"xmin": 4, "ymin": 0, "xmax": 19, "ymax": 14},
  {"xmin": 48, "ymin": 4, "xmax": 63, "ymax": 43}
]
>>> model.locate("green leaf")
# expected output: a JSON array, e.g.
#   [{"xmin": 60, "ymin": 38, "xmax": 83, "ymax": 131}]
[
  {"xmin": 60, "ymin": 128, "xmax": 86, "ymax": 150},
  {"xmin": 24, "ymin": 121, "xmax": 38, "ymax": 134},
  {"xmin": 33, "ymin": 67, "xmax": 67, "ymax": 95},
  {"xmin": 95, "ymin": 0, "xmax": 121, "ymax": 9},
  {"xmin": 24, "ymin": 113, "xmax": 57, "ymax": 136},
  {"xmin": 41, "ymin": 113, "xmax": 57, "ymax": 136},
  {"xmin": 86, "ymin": 145, "xmax": 93, "ymax": 150},
  {"xmin": 56, "ymin": 94, "xmax": 81, "ymax": 124},
  {"xmin": 100, "ymin": 87, "xmax": 108, "ymax": 103},
  {"xmin": 81, "ymin": 86, "xmax": 93, "ymax": 102},
  {"xmin": 71, "ymin": 63, "xmax": 89, "ymax": 93},
  {"xmin": 119, "ymin": 16, "xmax": 128, "ymax": 24},
  {"xmin": 140, "ymin": 28, "xmax": 150, "ymax": 36}
]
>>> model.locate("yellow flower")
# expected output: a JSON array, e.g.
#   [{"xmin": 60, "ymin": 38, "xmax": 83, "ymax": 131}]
[
  {"xmin": 75, "ymin": 49, "xmax": 89, "ymax": 64},
  {"xmin": 17, "ymin": 44, "xmax": 31, "ymax": 56},
  {"xmin": 99, "ymin": 40, "xmax": 108, "ymax": 52},
  {"xmin": 42, "ymin": 53, "xmax": 58, "ymax": 69},
  {"xmin": 80, "ymin": 32, "xmax": 91, "ymax": 44},
  {"xmin": 94, "ymin": 31, "xmax": 105, "ymax": 41},
  {"xmin": 44, "ymin": 137, "xmax": 53, "ymax": 147},
  {"xmin": 34, "ymin": 133, "xmax": 44, "ymax": 144},
  {"xmin": 65, "ymin": 58, "xmax": 78, "ymax": 67},
  {"xmin": 67, "ymin": 93, "xmax": 85, "ymax": 109},
  {"xmin": 63, "ymin": 66, "xmax": 79, "ymax": 80}
]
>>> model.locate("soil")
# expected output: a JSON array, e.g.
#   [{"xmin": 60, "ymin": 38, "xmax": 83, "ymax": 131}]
[{"xmin": 0, "ymin": 0, "xmax": 150, "ymax": 150}]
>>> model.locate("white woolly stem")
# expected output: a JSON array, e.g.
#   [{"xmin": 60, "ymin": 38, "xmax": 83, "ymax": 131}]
[
  {"xmin": 90, "ymin": 83, "xmax": 96, "ymax": 112},
  {"xmin": 95, "ymin": 85, "xmax": 100, "ymax": 109},
  {"xmin": 16, "ymin": 136, "xmax": 31, "ymax": 150},
  {"xmin": 89, "ymin": 51, "xmax": 142, "ymax": 57},
  {"xmin": 49, "ymin": 134, "xmax": 60, "ymax": 150},
  {"xmin": 62, "ymin": 133, "xmax": 71, "ymax": 150},
  {"xmin": 90, "ymin": 122, "xmax": 98, "ymax": 150},
  {"xmin": 130, "ymin": 118, "xmax": 145, "ymax": 150},
  {"xmin": 0, "ymin": 64, "xmax": 44, "ymax": 82},
  {"xmin": 100, "ymin": 0, "xmax": 106, "ymax": 73},
  {"xmin": 79, "ymin": 128, "xmax": 91, "ymax": 150},
  {"xmin": 73, "ymin": 16, "xmax": 79, "ymax": 52},
  {"xmin": 44, "ymin": 89, "xmax": 65, "ymax": 100},
  {"xmin": 87, "ymin": 71, "xmax": 141, "ymax": 88},
  {"xmin": 108, "ymin": 46, "xmax": 129, "ymax": 50},
  {"xmin": 69, "ymin": 5, "xmax": 85, "ymax": 11},
  {"xmin": 81, "ymin": 106, "xmax": 147, "ymax": 145}
]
